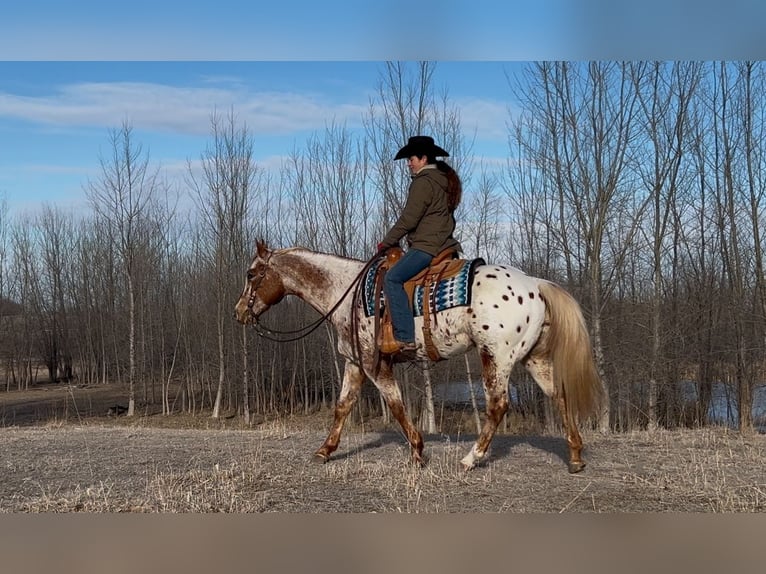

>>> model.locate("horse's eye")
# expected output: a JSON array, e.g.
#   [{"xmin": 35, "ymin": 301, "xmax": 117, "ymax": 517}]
[{"xmin": 247, "ymin": 270, "xmax": 255, "ymax": 281}]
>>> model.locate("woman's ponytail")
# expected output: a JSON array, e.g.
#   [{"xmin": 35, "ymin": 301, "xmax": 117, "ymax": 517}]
[{"xmin": 436, "ymin": 160, "xmax": 462, "ymax": 213}]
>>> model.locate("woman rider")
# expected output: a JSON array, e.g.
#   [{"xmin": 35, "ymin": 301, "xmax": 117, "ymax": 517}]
[{"xmin": 377, "ymin": 135, "xmax": 463, "ymax": 353}]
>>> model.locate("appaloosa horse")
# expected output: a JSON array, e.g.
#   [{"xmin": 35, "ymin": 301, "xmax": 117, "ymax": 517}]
[{"xmin": 234, "ymin": 240, "xmax": 603, "ymax": 473}]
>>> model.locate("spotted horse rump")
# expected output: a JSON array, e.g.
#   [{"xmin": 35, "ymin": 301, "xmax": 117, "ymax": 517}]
[{"xmin": 235, "ymin": 240, "xmax": 604, "ymax": 474}]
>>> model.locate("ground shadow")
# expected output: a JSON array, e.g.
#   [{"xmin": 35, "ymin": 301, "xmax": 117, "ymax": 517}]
[
  {"xmin": 467, "ymin": 434, "xmax": 572, "ymax": 468},
  {"xmin": 320, "ymin": 430, "xmax": 412, "ymax": 462},
  {"xmin": 323, "ymin": 429, "xmax": 572, "ymax": 470},
  {"xmin": 422, "ymin": 433, "xmax": 572, "ymax": 469}
]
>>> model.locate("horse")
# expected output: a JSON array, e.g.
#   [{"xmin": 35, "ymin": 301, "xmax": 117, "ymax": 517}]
[{"xmin": 234, "ymin": 240, "xmax": 603, "ymax": 473}]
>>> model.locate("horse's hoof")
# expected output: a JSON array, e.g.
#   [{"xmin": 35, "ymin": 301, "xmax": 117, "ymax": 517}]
[
  {"xmin": 568, "ymin": 461, "xmax": 586, "ymax": 474},
  {"xmin": 312, "ymin": 452, "xmax": 329, "ymax": 464},
  {"xmin": 411, "ymin": 454, "xmax": 426, "ymax": 467}
]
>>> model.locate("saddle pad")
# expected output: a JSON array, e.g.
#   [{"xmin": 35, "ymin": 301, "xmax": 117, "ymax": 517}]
[
  {"xmin": 362, "ymin": 257, "xmax": 485, "ymax": 318},
  {"xmin": 362, "ymin": 257, "xmax": 385, "ymax": 317}
]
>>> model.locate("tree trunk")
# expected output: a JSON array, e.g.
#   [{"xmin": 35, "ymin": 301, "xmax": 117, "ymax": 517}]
[
  {"xmin": 211, "ymin": 306, "xmax": 225, "ymax": 419},
  {"xmin": 464, "ymin": 354, "xmax": 481, "ymax": 434},
  {"xmin": 422, "ymin": 366, "xmax": 436, "ymax": 434},
  {"xmin": 242, "ymin": 325, "xmax": 250, "ymax": 424},
  {"xmin": 127, "ymin": 275, "xmax": 136, "ymax": 417}
]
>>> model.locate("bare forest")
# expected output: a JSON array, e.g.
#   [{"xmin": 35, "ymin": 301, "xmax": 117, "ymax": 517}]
[{"xmin": 2, "ymin": 61, "xmax": 766, "ymax": 438}]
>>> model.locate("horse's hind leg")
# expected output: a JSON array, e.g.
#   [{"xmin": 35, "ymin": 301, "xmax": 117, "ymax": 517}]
[
  {"xmin": 372, "ymin": 359, "xmax": 424, "ymax": 465},
  {"xmin": 461, "ymin": 350, "xmax": 513, "ymax": 470},
  {"xmin": 314, "ymin": 361, "xmax": 364, "ymax": 463},
  {"xmin": 557, "ymin": 394, "xmax": 585, "ymax": 473},
  {"xmin": 524, "ymin": 355, "xmax": 585, "ymax": 473}
]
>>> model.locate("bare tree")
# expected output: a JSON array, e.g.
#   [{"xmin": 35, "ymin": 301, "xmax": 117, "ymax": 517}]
[
  {"xmin": 737, "ymin": 61, "xmax": 766, "ymax": 432},
  {"xmin": 287, "ymin": 122, "xmax": 370, "ymax": 257},
  {"xmin": 86, "ymin": 121, "xmax": 159, "ymax": 416},
  {"xmin": 631, "ymin": 61, "xmax": 701, "ymax": 429},
  {"xmin": 188, "ymin": 109, "xmax": 259, "ymax": 419},
  {"xmin": 34, "ymin": 206, "xmax": 77, "ymax": 383},
  {"xmin": 509, "ymin": 62, "xmax": 645, "ymax": 431},
  {"xmin": 462, "ymin": 165, "xmax": 501, "ymax": 261}
]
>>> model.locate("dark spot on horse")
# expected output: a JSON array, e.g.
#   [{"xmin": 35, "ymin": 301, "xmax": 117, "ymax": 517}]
[
  {"xmin": 467, "ymin": 307, "xmax": 473, "ymax": 313},
  {"xmin": 477, "ymin": 281, "xmax": 481, "ymax": 286},
  {"xmin": 493, "ymin": 304, "xmax": 499, "ymax": 308},
  {"xmin": 479, "ymin": 301, "xmax": 484, "ymax": 305},
  {"xmin": 502, "ymin": 294, "xmax": 509, "ymax": 301},
  {"xmin": 499, "ymin": 324, "xmax": 504, "ymax": 329},
  {"xmin": 505, "ymin": 273, "xmax": 510, "ymax": 278},
  {"xmin": 516, "ymin": 326, "xmax": 522, "ymax": 333},
  {"xmin": 529, "ymin": 292, "xmax": 535, "ymax": 299},
  {"xmin": 526, "ymin": 316, "xmax": 530, "ymax": 323},
  {"xmin": 518, "ymin": 295, "xmax": 524, "ymax": 304},
  {"xmin": 472, "ymin": 314, "xmax": 477, "ymax": 319},
  {"xmin": 486, "ymin": 274, "xmax": 497, "ymax": 279},
  {"xmin": 482, "ymin": 325, "xmax": 489, "ymax": 330},
  {"xmin": 521, "ymin": 341, "xmax": 526, "ymax": 347}
]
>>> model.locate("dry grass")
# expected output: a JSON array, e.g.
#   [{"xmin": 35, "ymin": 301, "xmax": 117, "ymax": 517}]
[
  {"xmin": 0, "ymin": 422, "xmax": 764, "ymax": 513},
  {"xmin": 0, "ymin": 383, "xmax": 764, "ymax": 513}
]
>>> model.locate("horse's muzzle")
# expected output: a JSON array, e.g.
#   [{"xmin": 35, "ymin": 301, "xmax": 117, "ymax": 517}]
[{"xmin": 233, "ymin": 299, "xmax": 254, "ymax": 325}]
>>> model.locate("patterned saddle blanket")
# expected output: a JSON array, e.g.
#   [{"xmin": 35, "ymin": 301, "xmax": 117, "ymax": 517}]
[{"xmin": 362, "ymin": 255, "xmax": 485, "ymax": 318}]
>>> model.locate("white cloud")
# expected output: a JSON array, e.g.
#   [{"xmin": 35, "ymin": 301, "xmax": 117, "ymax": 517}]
[
  {"xmin": 0, "ymin": 82, "xmax": 369, "ymax": 136},
  {"xmin": 455, "ymin": 97, "xmax": 512, "ymax": 141}
]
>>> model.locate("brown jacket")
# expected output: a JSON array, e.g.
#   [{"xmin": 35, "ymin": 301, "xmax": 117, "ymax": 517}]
[{"xmin": 381, "ymin": 165, "xmax": 461, "ymax": 256}]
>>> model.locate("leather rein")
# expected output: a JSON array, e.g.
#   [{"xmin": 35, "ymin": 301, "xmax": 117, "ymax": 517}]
[{"xmin": 247, "ymin": 252, "xmax": 380, "ymax": 344}]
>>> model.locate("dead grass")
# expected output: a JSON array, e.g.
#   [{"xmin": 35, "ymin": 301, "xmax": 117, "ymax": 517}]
[{"xmin": 0, "ymin": 383, "xmax": 764, "ymax": 513}]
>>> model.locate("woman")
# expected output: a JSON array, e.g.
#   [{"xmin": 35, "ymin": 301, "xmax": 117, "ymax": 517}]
[{"xmin": 378, "ymin": 135, "xmax": 463, "ymax": 353}]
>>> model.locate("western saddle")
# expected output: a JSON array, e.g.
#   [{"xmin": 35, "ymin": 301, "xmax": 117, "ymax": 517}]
[{"xmin": 373, "ymin": 246, "xmax": 463, "ymax": 361}]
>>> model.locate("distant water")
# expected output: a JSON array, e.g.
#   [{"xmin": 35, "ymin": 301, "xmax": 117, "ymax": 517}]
[
  {"xmin": 679, "ymin": 381, "xmax": 766, "ymax": 430},
  {"xmin": 434, "ymin": 380, "xmax": 766, "ymax": 431}
]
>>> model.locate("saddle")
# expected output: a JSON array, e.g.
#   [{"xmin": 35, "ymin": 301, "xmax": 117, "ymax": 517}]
[{"xmin": 373, "ymin": 246, "xmax": 464, "ymax": 361}]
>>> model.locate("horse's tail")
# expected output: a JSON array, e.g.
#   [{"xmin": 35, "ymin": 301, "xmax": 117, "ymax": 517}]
[{"xmin": 536, "ymin": 281, "xmax": 604, "ymax": 424}]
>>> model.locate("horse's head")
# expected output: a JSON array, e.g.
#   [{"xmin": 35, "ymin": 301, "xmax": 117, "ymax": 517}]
[{"xmin": 234, "ymin": 239, "xmax": 287, "ymax": 325}]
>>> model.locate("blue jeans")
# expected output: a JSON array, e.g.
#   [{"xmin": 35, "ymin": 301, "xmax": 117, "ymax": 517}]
[{"xmin": 383, "ymin": 248, "xmax": 433, "ymax": 343}]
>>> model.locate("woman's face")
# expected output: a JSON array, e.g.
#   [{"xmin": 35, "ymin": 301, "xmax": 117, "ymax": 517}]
[{"xmin": 407, "ymin": 155, "xmax": 428, "ymax": 174}]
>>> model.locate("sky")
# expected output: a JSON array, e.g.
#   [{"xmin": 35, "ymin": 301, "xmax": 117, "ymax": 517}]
[
  {"xmin": 1, "ymin": 0, "xmax": 765, "ymax": 215},
  {"xmin": 0, "ymin": 61, "xmax": 522, "ymax": 213}
]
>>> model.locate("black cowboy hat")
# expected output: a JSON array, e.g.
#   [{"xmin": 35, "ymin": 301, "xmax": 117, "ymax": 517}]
[{"xmin": 394, "ymin": 135, "xmax": 449, "ymax": 160}]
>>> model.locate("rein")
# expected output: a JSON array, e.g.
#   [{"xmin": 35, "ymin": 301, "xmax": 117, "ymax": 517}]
[{"xmin": 249, "ymin": 252, "xmax": 380, "ymax": 344}]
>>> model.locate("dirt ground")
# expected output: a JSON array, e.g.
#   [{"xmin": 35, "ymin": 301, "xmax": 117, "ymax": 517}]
[{"xmin": 1, "ymin": 382, "xmax": 765, "ymax": 513}]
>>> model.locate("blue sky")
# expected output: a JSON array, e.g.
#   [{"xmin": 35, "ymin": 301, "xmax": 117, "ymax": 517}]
[
  {"xmin": 0, "ymin": 61, "xmax": 522, "ymax": 213},
  {"xmin": 1, "ymin": 0, "xmax": 765, "ymax": 214}
]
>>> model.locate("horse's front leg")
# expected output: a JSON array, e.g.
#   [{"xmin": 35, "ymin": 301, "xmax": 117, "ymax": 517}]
[
  {"xmin": 372, "ymin": 359, "xmax": 424, "ymax": 465},
  {"xmin": 461, "ymin": 350, "xmax": 513, "ymax": 470},
  {"xmin": 313, "ymin": 361, "xmax": 364, "ymax": 463}
]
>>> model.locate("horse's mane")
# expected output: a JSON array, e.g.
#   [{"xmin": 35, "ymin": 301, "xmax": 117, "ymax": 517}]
[{"xmin": 275, "ymin": 246, "xmax": 365, "ymax": 264}]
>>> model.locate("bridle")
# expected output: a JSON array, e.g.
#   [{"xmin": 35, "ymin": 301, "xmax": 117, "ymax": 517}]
[
  {"xmin": 245, "ymin": 249, "xmax": 273, "ymax": 312},
  {"xmin": 245, "ymin": 250, "xmax": 381, "ymax": 344}
]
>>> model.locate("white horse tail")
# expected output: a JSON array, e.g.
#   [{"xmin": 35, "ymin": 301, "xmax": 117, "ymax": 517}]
[{"xmin": 536, "ymin": 281, "xmax": 603, "ymax": 424}]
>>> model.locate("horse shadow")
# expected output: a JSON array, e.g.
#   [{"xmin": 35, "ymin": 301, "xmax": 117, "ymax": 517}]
[
  {"xmin": 328, "ymin": 430, "xmax": 571, "ymax": 469},
  {"xmin": 460, "ymin": 433, "xmax": 572, "ymax": 468}
]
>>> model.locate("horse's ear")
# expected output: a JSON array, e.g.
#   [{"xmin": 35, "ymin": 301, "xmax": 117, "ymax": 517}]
[{"xmin": 255, "ymin": 238, "xmax": 269, "ymax": 259}]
